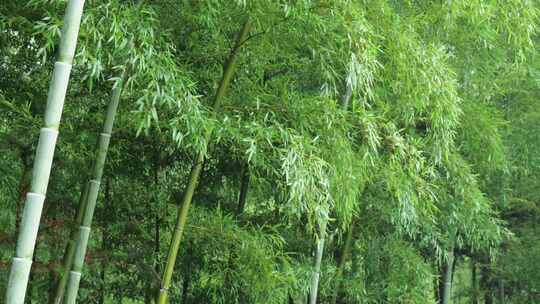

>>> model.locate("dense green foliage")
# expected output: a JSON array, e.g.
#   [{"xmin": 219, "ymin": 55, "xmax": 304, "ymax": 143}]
[{"xmin": 1, "ymin": 0, "xmax": 539, "ymax": 303}]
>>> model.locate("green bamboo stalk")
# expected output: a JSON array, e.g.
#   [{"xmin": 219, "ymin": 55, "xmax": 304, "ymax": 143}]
[
  {"xmin": 236, "ymin": 164, "xmax": 250, "ymax": 214},
  {"xmin": 156, "ymin": 18, "xmax": 252, "ymax": 304},
  {"xmin": 328, "ymin": 80, "xmax": 356, "ymax": 304},
  {"xmin": 471, "ymin": 259, "xmax": 478, "ymax": 304},
  {"xmin": 63, "ymin": 70, "xmax": 127, "ymax": 304},
  {"xmin": 309, "ymin": 80, "xmax": 353, "ymax": 304},
  {"xmin": 441, "ymin": 247, "xmax": 455, "ymax": 304},
  {"xmin": 309, "ymin": 219, "xmax": 327, "ymax": 304},
  {"xmin": 5, "ymin": 1, "xmax": 85, "ymax": 303},
  {"xmin": 330, "ymin": 221, "xmax": 354, "ymax": 304},
  {"xmin": 340, "ymin": 80, "xmax": 353, "ymax": 109},
  {"xmin": 50, "ymin": 183, "xmax": 88, "ymax": 304}
]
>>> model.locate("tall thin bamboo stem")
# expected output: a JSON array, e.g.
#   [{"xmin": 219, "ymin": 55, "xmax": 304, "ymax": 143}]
[
  {"xmin": 309, "ymin": 219, "xmax": 327, "ymax": 304},
  {"xmin": 5, "ymin": 1, "xmax": 85, "ymax": 303},
  {"xmin": 441, "ymin": 247, "xmax": 455, "ymax": 304},
  {"xmin": 328, "ymin": 82, "xmax": 355, "ymax": 304},
  {"xmin": 237, "ymin": 164, "xmax": 250, "ymax": 214},
  {"xmin": 156, "ymin": 18, "xmax": 252, "ymax": 304},
  {"xmin": 471, "ymin": 259, "xmax": 478, "ymax": 304},
  {"xmin": 63, "ymin": 69, "xmax": 127, "ymax": 304},
  {"xmin": 309, "ymin": 80, "xmax": 353, "ymax": 304},
  {"xmin": 331, "ymin": 221, "xmax": 354, "ymax": 304},
  {"xmin": 50, "ymin": 184, "xmax": 89, "ymax": 304}
]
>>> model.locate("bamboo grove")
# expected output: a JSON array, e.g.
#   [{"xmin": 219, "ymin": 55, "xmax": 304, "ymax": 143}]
[{"xmin": 0, "ymin": 1, "xmax": 539, "ymax": 303}]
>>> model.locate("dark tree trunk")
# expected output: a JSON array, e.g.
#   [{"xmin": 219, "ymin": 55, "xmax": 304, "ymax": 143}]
[
  {"xmin": 100, "ymin": 176, "xmax": 111, "ymax": 304},
  {"xmin": 438, "ymin": 264, "xmax": 444, "ymax": 303},
  {"xmin": 439, "ymin": 248, "xmax": 455, "ymax": 304},
  {"xmin": 155, "ymin": 214, "xmax": 160, "ymax": 268},
  {"xmin": 471, "ymin": 260, "xmax": 478, "ymax": 304},
  {"xmin": 485, "ymin": 292, "xmax": 493, "ymax": 304},
  {"xmin": 331, "ymin": 221, "xmax": 355, "ymax": 304},
  {"xmin": 15, "ymin": 158, "xmax": 30, "ymax": 235},
  {"xmin": 181, "ymin": 273, "xmax": 190, "ymax": 304},
  {"xmin": 498, "ymin": 279, "xmax": 505, "ymax": 304},
  {"xmin": 481, "ymin": 263, "xmax": 494, "ymax": 304},
  {"xmin": 236, "ymin": 163, "xmax": 250, "ymax": 214},
  {"xmin": 153, "ymin": 148, "xmax": 161, "ymax": 274},
  {"xmin": 48, "ymin": 265, "xmax": 56, "ymax": 302},
  {"xmin": 434, "ymin": 264, "xmax": 440, "ymax": 303}
]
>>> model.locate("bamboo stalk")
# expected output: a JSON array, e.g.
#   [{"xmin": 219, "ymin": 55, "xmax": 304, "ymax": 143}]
[
  {"xmin": 329, "ymin": 81, "xmax": 356, "ymax": 304},
  {"xmin": 5, "ymin": 1, "xmax": 85, "ymax": 303},
  {"xmin": 331, "ymin": 221, "xmax": 354, "ymax": 304},
  {"xmin": 50, "ymin": 184, "xmax": 89, "ymax": 304},
  {"xmin": 236, "ymin": 164, "xmax": 250, "ymax": 214},
  {"xmin": 309, "ymin": 219, "xmax": 327, "ymax": 304},
  {"xmin": 471, "ymin": 259, "xmax": 478, "ymax": 304},
  {"xmin": 441, "ymin": 247, "xmax": 455, "ymax": 304},
  {"xmin": 156, "ymin": 18, "xmax": 252, "ymax": 304},
  {"xmin": 63, "ymin": 69, "xmax": 127, "ymax": 304},
  {"xmin": 309, "ymin": 79, "xmax": 353, "ymax": 304}
]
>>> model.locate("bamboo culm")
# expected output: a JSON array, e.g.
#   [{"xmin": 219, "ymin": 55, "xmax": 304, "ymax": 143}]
[
  {"xmin": 156, "ymin": 18, "xmax": 252, "ymax": 304},
  {"xmin": 309, "ymin": 219, "xmax": 327, "ymax": 304},
  {"xmin": 63, "ymin": 69, "xmax": 127, "ymax": 304},
  {"xmin": 471, "ymin": 260, "xmax": 478, "ymax": 304},
  {"xmin": 441, "ymin": 247, "xmax": 455, "ymax": 304},
  {"xmin": 5, "ymin": 1, "xmax": 85, "ymax": 303},
  {"xmin": 309, "ymin": 80, "xmax": 353, "ymax": 304},
  {"xmin": 51, "ymin": 184, "xmax": 89, "ymax": 304},
  {"xmin": 331, "ymin": 221, "xmax": 355, "ymax": 304},
  {"xmin": 328, "ymin": 82, "xmax": 355, "ymax": 304},
  {"xmin": 237, "ymin": 164, "xmax": 250, "ymax": 214}
]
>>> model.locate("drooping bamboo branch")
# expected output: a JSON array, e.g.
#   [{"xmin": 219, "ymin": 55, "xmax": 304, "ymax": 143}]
[
  {"xmin": 5, "ymin": 1, "xmax": 86, "ymax": 303},
  {"xmin": 156, "ymin": 18, "xmax": 252, "ymax": 304},
  {"xmin": 63, "ymin": 69, "xmax": 127, "ymax": 304}
]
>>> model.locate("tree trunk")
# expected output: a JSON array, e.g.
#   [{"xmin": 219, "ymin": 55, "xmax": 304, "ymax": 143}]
[
  {"xmin": 48, "ymin": 262, "xmax": 57, "ymax": 303},
  {"xmin": 471, "ymin": 260, "xmax": 478, "ymax": 304},
  {"xmin": 156, "ymin": 18, "xmax": 252, "ymax": 304},
  {"xmin": 100, "ymin": 177, "xmax": 111, "ymax": 304},
  {"xmin": 15, "ymin": 156, "xmax": 30, "ymax": 236},
  {"xmin": 434, "ymin": 263, "xmax": 440, "ymax": 303},
  {"xmin": 441, "ymin": 248, "xmax": 455, "ymax": 304},
  {"xmin": 310, "ymin": 75, "xmax": 353, "ymax": 304},
  {"xmin": 331, "ymin": 221, "xmax": 354, "ymax": 304},
  {"xmin": 154, "ymin": 148, "xmax": 161, "ymax": 278},
  {"xmin": 181, "ymin": 273, "xmax": 190, "ymax": 304},
  {"xmin": 498, "ymin": 279, "xmax": 505, "ymax": 304},
  {"xmin": 485, "ymin": 292, "xmax": 493, "ymax": 304},
  {"xmin": 50, "ymin": 184, "xmax": 88, "ymax": 304},
  {"xmin": 237, "ymin": 164, "xmax": 250, "ymax": 214},
  {"xmin": 481, "ymin": 261, "xmax": 493, "ymax": 304},
  {"xmin": 340, "ymin": 80, "xmax": 353, "ymax": 109},
  {"xmin": 309, "ymin": 219, "xmax": 327, "ymax": 304},
  {"xmin": 63, "ymin": 68, "xmax": 127, "ymax": 304},
  {"xmin": 5, "ymin": 3, "xmax": 86, "ymax": 303}
]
